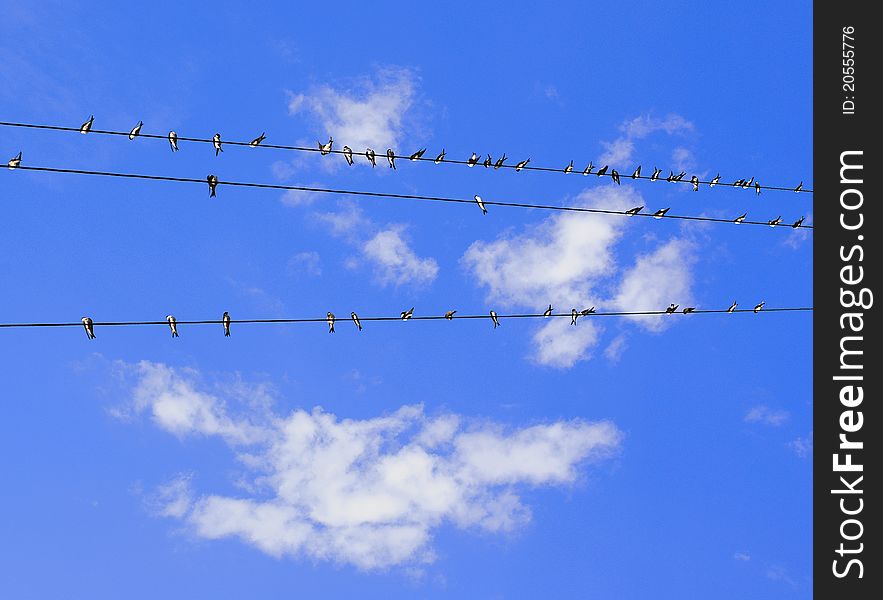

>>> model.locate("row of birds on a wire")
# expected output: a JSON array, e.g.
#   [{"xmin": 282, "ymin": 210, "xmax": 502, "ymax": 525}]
[
  {"xmin": 3, "ymin": 150, "xmax": 807, "ymax": 227},
  {"xmin": 17, "ymin": 115, "xmax": 807, "ymax": 194},
  {"xmin": 76, "ymin": 300, "xmax": 767, "ymax": 339}
]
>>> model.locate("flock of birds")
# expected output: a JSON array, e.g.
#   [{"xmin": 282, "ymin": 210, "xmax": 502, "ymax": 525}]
[
  {"xmin": 7, "ymin": 115, "xmax": 806, "ymax": 197},
  {"xmin": 77, "ymin": 300, "xmax": 768, "ymax": 339}
]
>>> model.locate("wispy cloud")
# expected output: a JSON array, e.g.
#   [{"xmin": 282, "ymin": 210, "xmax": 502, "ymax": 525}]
[
  {"xmin": 733, "ymin": 552, "xmax": 751, "ymax": 562},
  {"xmin": 315, "ymin": 203, "xmax": 438, "ymax": 288},
  {"xmin": 789, "ymin": 432, "xmax": 813, "ymax": 457},
  {"xmin": 286, "ymin": 251, "xmax": 322, "ymax": 278},
  {"xmin": 287, "ymin": 67, "xmax": 419, "ymax": 153},
  {"xmin": 121, "ymin": 362, "xmax": 622, "ymax": 570},
  {"xmin": 744, "ymin": 405, "xmax": 790, "ymax": 427},
  {"xmin": 598, "ymin": 113, "xmax": 695, "ymax": 167}
]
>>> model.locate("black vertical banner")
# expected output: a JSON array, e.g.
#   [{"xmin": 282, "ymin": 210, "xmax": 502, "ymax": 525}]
[{"xmin": 814, "ymin": 1, "xmax": 879, "ymax": 596}]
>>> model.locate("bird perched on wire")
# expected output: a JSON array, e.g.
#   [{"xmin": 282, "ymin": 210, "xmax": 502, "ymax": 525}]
[
  {"xmin": 666, "ymin": 170, "xmax": 675, "ymax": 183},
  {"xmin": 327, "ymin": 312, "xmax": 336, "ymax": 333},
  {"xmin": 444, "ymin": 310, "xmax": 457, "ymax": 320},
  {"xmin": 212, "ymin": 133, "xmax": 223, "ymax": 156},
  {"xmin": 709, "ymin": 174, "xmax": 721, "ymax": 187},
  {"xmin": 494, "ymin": 154, "xmax": 507, "ymax": 169},
  {"xmin": 596, "ymin": 165, "xmax": 608, "ymax": 177},
  {"xmin": 652, "ymin": 207, "xmax": 670, "ymax": 219},
  {"xmin": 611, "ymin": 169, "xmax": 620, "ymax": 185},
  {"xmin": 401, "ymin": 307, "xmax": 414, "ymax": 320},
  {"xmin": 365, "ymin": 148, "xmax": 377, "ymax": 167},
  {"xmin": 223, "ymin": 312, "xmax": 231, "ymax": 337},
  {"xmin": 733, "ymin": 213, "xmax": 747, "ymax": 224},
  {"xmin": 490, "ymin": 311, "xmax": 501, "ymax": 328},
  {"xmin": 631, "ymin": 165, "xmax": 641, "ymax": 179},
  {"xmin": 467, "ymin": 152, "xmax": 480, "ymax": 167},
  {"xmin": 794, "ymin": 181, "xmax": 803, "ymax": 192},
  {"xmin": 543, "ymin": 305, "xmax": 553, "ymax": 317},
  {"xmin": 318, "ymin": 137, "xmax": 333, "ymax": 155},
  {"xmin": 351, "ymin": 312, "xmax": 362, "ymax": 331},
  {"xmin": 625, "ymin": 205, "xmax": 644, "ymax": 217},
  {"xmin": 342, "ymin": 145, "xmax": 354, "ymax": 166},
  {"xmin": 168, "ymin": 131, "xmax": 179, "ymax": 152},
  {"xmin": 733, "ymin": 178, "xmax": 745, "ymax": 187},
  {"xmin": 435, "ymin": 149, "xmax": 446, "ymax": 163},
  {"xmin": 7, "ymin": 151, "xmax": 21, "ymax": 170},
  {"xmin": 79, "ymin": 115, "xmax": 94, "ymax": 134},
  {"xmin": 564, "ymin": 160, "xmax": 574, "ymax": 174},
  {"xmin": 682, "ymin": 307, "xmax": 696, "ymax": 314},
  {"xmin": 690, "ymin": 175, "xmax": 699, "ymax": 191},
  {"xmin": 753, "ymin": 301, "xmax": 765, "ymax": 313},
  {"xmin": 650, "ymin": 167, "xmax": 662, "ymax": 181},
  {"xmin": 386, "ymin": 149, "xmax": 396, "ymax": 169},
  {"xmin": 792, "ymin": 216, "xmax": 805, "ymax": 228},
  {"xmin": 571, "ymin": 308, "xmax": 579, "ymax": 325},
  {"xmin": 483, "ymin": 154, "xmax": 492, "ymax": 168},
  {"xmin": 727, "ymin": 300, "xmax": 738, "ymax": 313},
  {"xmin": 515, "ymin": 158, "xmax": 530, "ymax": 171},
  {"xmin": 474, "ymin": 194, "xmax": 488, "ymax": 215},
  {"xmin": 166, "ymin": 315, "xmax": 179, "ymax": 338},
  {"xmin": 128, "ymin": 121, "xmax": 143, "ymax": 140},
  {"xmin": 674, "ymin": 171, "xmax": 686, "ymax": 182},
  {"xmin": 82, "ymin": 317, "xmax": 95, "ymax": 339},
  {"xmin": 249, "ymin": 133, "xmax": 266, "ymax": 147},
  {"xmin": 768, "ymin": 216, "xmax": 783, "ymax": 227},
  {"xmin": 207, "ymin": 174, "xmax": 218, "ymax": 197},
  {"xmin": 741, "ymin": 177, "xmax": 754, "ymax": 189},
  {"xmin": 409, "ymin": 148, "xmax": 426, "ymax": 161},
  {"xmin": 666, "ymin": 303, "xmax": 679, "ymax": 314},
  {"xmin": 580, "ymin": 307, "xmax": 595, "ymax": 315},
  {"xmin": 754, "ymin": 182, "xmax": 762, "ymax": 195}
]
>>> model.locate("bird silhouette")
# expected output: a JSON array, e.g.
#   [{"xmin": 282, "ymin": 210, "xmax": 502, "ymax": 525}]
[
  {"xmin": 665, "ymin": 303, "xmax": 679, "ymax": 314},
  {"xmin": 768, "ymin": 216, "xmax": 783, "ymax": 227},
  {"xmin": 570, "ymin": 308, "xmax": 579, "ymax": 325},
  {"xmin": 386, "ymin": 149, "xmax": 396, "ymax": 169},
  {"xmin": 474, "ymin": 194, "xmax": 488, "ymax": 215},
  {"xmin": 82, "ymin": 317, "xmax": 95, "ymax": 339},
  {"xmin": 342, "ymin": 145, "xmax": 354, "ymax": 165},
  {"xmin": 168, "ymin": 131, "xmax": 179, "ymax": 152},
  {"xmin": 733, "ymin": 213, "xmax": 747, "ymax": 224},
  {"xmin": 582, "ymin": 162, "xmax": 594, "ymax": 176},
  {"xmin": 490, "ymin": 311, "xmax": 501, "ymax": 328},
  {"xmin": 794, "ymin": 181, "xmax": 803, "ymax": 192},
  {"xmin": 327, "ymin": 312, "xmax": 336, "ymax": 333},
  {"xmin": 564, "ymin": 160, "xmax": 574, "ymax": 174},
  {"xmin": 494, "ymin": 154, "xmax": 507, "ymax": 169},
  {"xmin": 631, "ymin": 165, "xmax": 641, "ymax": 179},
  {"xmin": 128, "ymin": 120, "xmax": 143, "ymax": 140},
  {"xmin": 7, "ymin": 151, "xmax": 21, "ymax": 170},
  {"xmin": 444, "ymin": 310, "xmax": 457, "ymax": 320},
  {"xmin": 166, "ymin": 315, "xmax": 179, "ymax": 338},
  {"xmin": 409, "ymin": 148, "xmax": 426, "ymax": 161},
  {"xmin": 223, "ymin": 312, "xmax": 231, "ymax": 337},
  {"xmin": 690, "ymin": 175, "xmax": 699, "ymax": 191},
  {"xmin": 318, "ymin": 137, "xmax": 333, "ymax": 155},
  {"xmin": 212, "ymin": 133, "xmax": 223, "ymax": 156},
  {"xmin": 543, "ymin": 304, "xmax": 553, "ymax": 317},
  {"xmin": 365, "ymin": 148, "xmax": 377, "ymax": 167},
  {"xmin": 207, "ymin": 174, "xmax": 218, "ymax": 197},
  {"xmin": 249, "ymin": 132, "xmax": 266, "ymax": 147},
  {"xmin": 467, "ymin": 152, "xmax": 480, "ymax": 167},
  {"xmin": 351, "ymin": 312, "xmax": 362, "ymax": 331},
  {"xmin": 435, "ymin": 149, "xmax": 446, "ymax": 163},
  {"xmin": 79, "ymin": 115, "xmax": 94, "ymax": 134},
  {"xmin": 650, "ymin": 168, "xmax": 662, "ymax": 181},
  {"xmin": 709, "ymin": 174, "xmax": 721, "ymax": 187},
  {"xmin": 625, "ymin": 206, "xmax": 643, "ymax": 216},
  {"xmin": 727, "ymin": 301, "xmax": 738, "ymax": 313},
  {"xmin": 401, "ymin": 307, "xmax": 414, "ymax": 320},
  {"xmin": 652, "ymin": 207, "xmax": 670, "ymax": 219},
  {"xmin": 515, "ymin": 158, "xmax": 530, "ymax": 171},
  {"xmin": 753, "ymin": 301, "xmax": 765, "ymax": 313},
  {"xmin": 792, "ymin": 216, "xmax": 805, "ymax": 228}
]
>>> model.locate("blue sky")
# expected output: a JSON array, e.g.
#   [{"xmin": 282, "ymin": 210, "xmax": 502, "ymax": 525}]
[{"xmin": 0, "ymin": 1, "xmax": 812, "ymax": 597}]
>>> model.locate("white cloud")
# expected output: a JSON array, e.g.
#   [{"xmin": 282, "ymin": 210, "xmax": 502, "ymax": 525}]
[
  {"xmin": 314, "ymin": 204, "xmax": 438, "ymax": 288},
  {"xmin": 462, "ymin": 186, "xmax": 699, "ymax": 366},
  {"xmin": 598, "ymin": 113, "xmax": 695, "ymax": 167},
  {"xmin": 610, "ymin": 238, "xmax": 696, "ymax": 332},
  {"xmin": 462, "ymin": 186, "xmax": 638, "ymax": 307},
  {"xmin": 603, "ymin": 334, "xmax": 629, "ymax": 363},
  {"xmin": 789, "ymin": 432, "xmax": 813, "ymax": 457},
  {"xmin": 733, "ymin": 552, "xmax": 751, "ymax": 562},
  {"xmin": 125, "ymin": 363, "xmax": 622, "ymax": 570},
  {"xmin": 280, "ymin": 186, "xmax": 323, "ymax": 207},
  {"xmin": 362, "ymin": 226, "xmax": 439, "ymax": 287},
  {"xmin": 287, "ymin": 251, "xmax": 322, "ymax": 277},
  {"xmin": 287, "ymin": 67, "xmax": 418, "ymax": 152},
  {"xmin": 744, "ymin": 405, "xmax": 790, "ymax": 427}
]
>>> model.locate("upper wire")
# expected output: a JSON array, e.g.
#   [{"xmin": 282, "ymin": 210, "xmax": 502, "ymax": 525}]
[{"xmin": 0, "ymin": 120, "xmax": 812, "ymax": 194}]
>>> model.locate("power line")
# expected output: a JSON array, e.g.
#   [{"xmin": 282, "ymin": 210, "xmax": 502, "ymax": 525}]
[
  {"xmin": 0, "ymin": 120, "xmax": 812, "ymax": 194},
  {"xmin": 5, "ymin": 164, "xmax": 813, "ymax": 230},
  {"xmin": 0, "ymin": 307, "xmax": 813, "ymax": 332}
]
